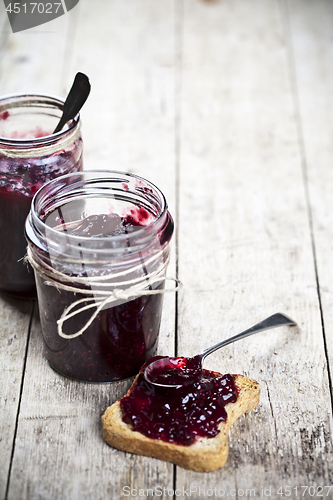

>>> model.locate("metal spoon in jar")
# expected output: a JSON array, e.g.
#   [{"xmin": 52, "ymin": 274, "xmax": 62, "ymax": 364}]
[
  {"xmin": 53, "ymin": 72, "xmax": 91, "ymax": 134},
  {"xmin": 144, "ymin": 312, "xmax": 297, "ymax": 389}
]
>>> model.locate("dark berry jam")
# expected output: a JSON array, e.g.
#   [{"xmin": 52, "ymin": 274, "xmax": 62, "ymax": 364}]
[
  {"xmin": 36, "ymin": 277, "xmax": 164, "ymax": 382},
  {"xmin": 0, "ymin": 111, "xmax": 9, "ymax": 120},
  {"xmin": 0, "ymin": 126, "xmax": 82, "ymax": 298},
  {"xmin": 121, "ymin": 360, "xmax": 238, "ymax": 446},
  {"xmin": 45, "ymin": 206, "xmax": 151, "ymax": 238},
  {"xmin": 145, "ymin": 355, "xmax": 203, "ymax": 387},
  {"xmin": 33, "ymin": 211, "xmax": 171, "ymax": 382}
]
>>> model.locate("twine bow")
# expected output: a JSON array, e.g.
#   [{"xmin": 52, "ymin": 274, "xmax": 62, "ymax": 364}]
[{"xmin": 26, "ymin": 246, "xmax": 182, "ymax": 340}]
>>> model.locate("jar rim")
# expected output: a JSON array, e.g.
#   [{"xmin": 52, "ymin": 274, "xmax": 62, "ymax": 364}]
[
  {"xmin": 0, "ymin": 93, "xmax": 80, "ymax": 147},
  {"xmin": 27, "ymin": 170, "xmax": 171, "ymax": 254}
]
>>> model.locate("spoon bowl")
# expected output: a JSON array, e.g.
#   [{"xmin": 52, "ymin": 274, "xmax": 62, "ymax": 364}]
[{"xmin": 144, "ymin": 312, "xmax": 297, "ymax": 389}]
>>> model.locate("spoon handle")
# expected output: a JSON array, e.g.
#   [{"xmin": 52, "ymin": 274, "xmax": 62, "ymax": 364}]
[
  {"xmin": 201, "ymin": 313, "xmax": 297, "ymax": 360},
  {"xmin": 53, "ymin": 72, "xmax": 91, "ymax": 134}
]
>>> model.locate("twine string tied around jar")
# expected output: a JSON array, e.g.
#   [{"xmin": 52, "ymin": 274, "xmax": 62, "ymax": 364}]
[{"xmin": 26, "ymin": 246, "xmax": 182, "ymax": 340}]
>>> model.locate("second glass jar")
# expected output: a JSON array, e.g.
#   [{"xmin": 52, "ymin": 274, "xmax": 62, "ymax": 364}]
[{"xmin": 0, "ymin": 94, "xmax": 83, "ymax": 298}]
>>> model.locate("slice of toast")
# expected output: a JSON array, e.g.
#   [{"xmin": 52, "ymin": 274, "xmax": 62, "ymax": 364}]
[{"xmin": 101, "ymin": 373, "xmax": 260, "ymax": 472}]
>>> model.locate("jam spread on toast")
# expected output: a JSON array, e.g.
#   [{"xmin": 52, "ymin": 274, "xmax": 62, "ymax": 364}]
[{"xmin": 121, "ymin": 359, "xmax": 238, "ymax": 445}]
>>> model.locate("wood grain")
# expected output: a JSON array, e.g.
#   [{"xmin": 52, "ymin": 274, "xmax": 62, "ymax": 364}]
[
  {"xmin": 0, "ymin": 4, "xmax": 10, "ymax": 67},
  {"xmin": 176, "ymin": 0, "xmax": 333, "ymax": 492},
  {"xmin": 0, "ymin": 296, "xmax": 33, "ymax": 500},
  {"xmin": 7, "ymin": 308, "xmax": 173, "ymax": 500},
  {"xmin": 288, "ymin": 0, "xmax": 333, "ymax": 389},
  {"xmin": 1, "ymin": 0, "xmax": 333, "ymax": 498},
  {"xmin": 2, "ymin": 1, "xmax": 177, "ymax": 499}
]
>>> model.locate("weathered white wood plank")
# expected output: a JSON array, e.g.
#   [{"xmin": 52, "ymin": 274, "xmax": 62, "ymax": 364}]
[
  {"xmin": 0, "ymin": 296, "xmax": 33, "ymax": 500},
  {"xmin": 0, "ymin": 6, "xmax": 77, "ymax": 96},
  {"xmin": 176, "ymin": 0, "xmax": 333, "ymax": 493},
  {"xmin": 0, "ymin": 8, "xmax": 82, "ymax": 500},
  {"xmin": 66, "ymin": 1, "xmax": 178, "ymax": 494},
  {"xmin": 6, "ymin": 1, "xmax": 177, "ymax": 498},
  {"xmin": 287, "ymin": 0, "xmax": 333, "ymax": 391},
  {"xmin": 68, "ymin": 0, "xmax": 177, "ymax": 205},
  {"xmin": 7, "ymin": 309, "xmax": 174, "ymax": 500},
  {"xmin": 2, "ymin": 0, "xmax": 333, "ymax": 497},
  {"xmin": 67, "ymin": 0, "xmax": 177, "ymax": 357},
  {"xmin": 0, "ymin": 3, "xmax": 10, "ymax": 65}
]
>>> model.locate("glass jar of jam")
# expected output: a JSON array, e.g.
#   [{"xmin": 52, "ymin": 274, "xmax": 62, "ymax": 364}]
[
  {"xmin": 25, "ymin": 170, "xmax": 175, "ymax": 382},
  {"xmin": 0, "ymin": 94, "xmax": 83, "ymax": 298}
]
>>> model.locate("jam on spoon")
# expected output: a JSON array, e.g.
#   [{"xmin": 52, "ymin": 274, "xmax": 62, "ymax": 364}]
[{"xmin": 144, "ymin": 313, "xmax": 297, "ymax": 388}]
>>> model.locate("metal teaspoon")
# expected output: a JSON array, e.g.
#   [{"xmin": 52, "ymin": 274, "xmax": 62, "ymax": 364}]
[{"xmin": 144, "ymin": 312, "xmax": 297, "ymax": 389}]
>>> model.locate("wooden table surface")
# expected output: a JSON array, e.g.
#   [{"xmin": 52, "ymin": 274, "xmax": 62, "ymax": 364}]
[{"xmin": 1, "ymin": 0, "xmax": 333, "ymax": 498}]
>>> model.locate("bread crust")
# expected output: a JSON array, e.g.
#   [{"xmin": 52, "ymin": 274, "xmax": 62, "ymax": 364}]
[{"xmin": 101, "ymin": 374, "xmax": 260, "ymax": 472}]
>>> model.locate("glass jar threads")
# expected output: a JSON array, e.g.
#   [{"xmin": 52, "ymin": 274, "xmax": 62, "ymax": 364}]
[
  {"xmin": 25, "ymin": 170, "xmax": 176, "ymax": 382},
  {"xmin": 0, "ymin": 94, "xmax": 83, "ymax": 298}
]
